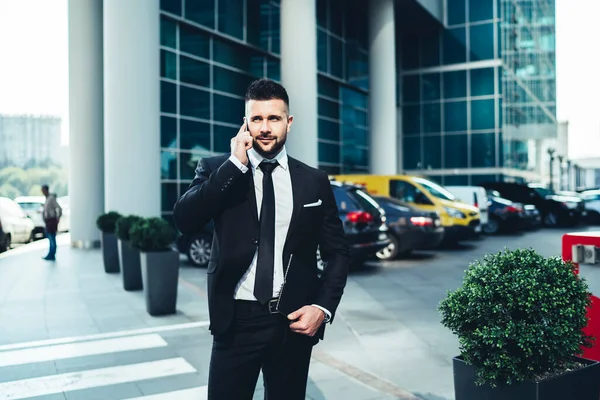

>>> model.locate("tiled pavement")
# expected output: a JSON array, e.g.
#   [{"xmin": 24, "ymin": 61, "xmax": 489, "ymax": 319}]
[{"xmin": 0, "ymin": 235, "xmax": 413, "ymax": 400}]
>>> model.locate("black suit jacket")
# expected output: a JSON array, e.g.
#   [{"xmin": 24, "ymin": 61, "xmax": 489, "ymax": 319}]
[{"xmin": 173, "ymin": 154, "xmax": 350, "ymax": 339}]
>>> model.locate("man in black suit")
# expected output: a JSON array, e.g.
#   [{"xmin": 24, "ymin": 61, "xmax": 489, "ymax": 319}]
[{"xmin": 173, "ymin": 78, "xmax": 350, "ymax": 399}]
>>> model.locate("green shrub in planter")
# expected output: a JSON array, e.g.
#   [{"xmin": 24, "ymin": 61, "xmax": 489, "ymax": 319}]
[
  {"xmin": 96, "ymin": 211, "xmax": 123, "ymax": 273},
  {"xmin": 96, "ymin": 211, "xmax": 122, "ymax": 233},
  {"xmin": 130, "ymin": 217, "xmax": 179, "ymax": 316},
  {"xmin": 439, "ymin": 248, "xmax": 594, "ymax": 389},
  {"xmin": 130, "ymin": 217, "xmax": 176, "ymax": 252},
  {"xmin": 115, "ymin": 215, "xmax": 144, "ymax": 242}
]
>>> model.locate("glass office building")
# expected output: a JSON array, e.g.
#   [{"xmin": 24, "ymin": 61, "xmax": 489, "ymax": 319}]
[
  {"xmin": 400, "ymin": 0, "xmax": 556, "ymax": 185},
  {"xmin": 65, "ymin": 0, "xmax": 555, "ymax": 244}
]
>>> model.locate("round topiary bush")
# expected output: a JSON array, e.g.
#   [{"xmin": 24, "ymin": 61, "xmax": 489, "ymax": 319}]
[
  {"xmin": 115, "ymin": 215, "xmax": 144, "ymax": 242},
  {"xmin": 129, "ymin": 217, "xmax": 176, "ymax": 252},
  {"xmin": 96, "ymin": 211, "xmax": 123, "ymax": 234},
  {"xmin": 439, "ymin": 248, "xmax": 593, "ymax": 388}
]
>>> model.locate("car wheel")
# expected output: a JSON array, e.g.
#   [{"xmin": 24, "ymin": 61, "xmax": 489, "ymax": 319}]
[
  {"xmin": 376, "ymin": 234, "xmax": 399, "ymax": 260},
  {"xmin": 0, "ymin": 234, "xmax": 11, "ymax": 253},
  {"xmin": 483, "ymin": 219, "xmax": 499, "ymax": 235},
  {"xmin": 543, "ymin": 212, "xmax": 558, "ymax": 227},
  {"xmin": 186, "ymin": 233, "xmax": 212, "ymax": 267}
]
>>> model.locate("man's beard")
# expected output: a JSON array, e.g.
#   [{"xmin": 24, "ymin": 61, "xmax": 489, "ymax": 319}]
[{"xmin": 253, "ymin": 135, "xmax": 286, "ymax": 158}]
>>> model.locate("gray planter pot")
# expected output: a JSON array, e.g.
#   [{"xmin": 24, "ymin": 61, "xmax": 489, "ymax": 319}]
[
  {"xmin": 118, "ymin": 239, "xmax": 143, "ymax": 291},
  {"xmin": 140, "ymin": 250, "xmax": 179, "ymax": 316},
  {"xmin": 101, "ymin": 232, "xmax": 120, "ymax": 273}
]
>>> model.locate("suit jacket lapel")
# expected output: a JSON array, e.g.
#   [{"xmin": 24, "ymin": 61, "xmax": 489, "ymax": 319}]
[{"xmin": 285, "ymin": 157, "xmax": 304, "ymax": 247}]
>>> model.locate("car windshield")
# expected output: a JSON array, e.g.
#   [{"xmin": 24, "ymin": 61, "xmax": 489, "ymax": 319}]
[
  {"xmin": 530, "ymin": 186, "xmax": 553, "ymax": 197},
  {"xmin": 351, "ymin": 189, "xmax": 382, "ymax": 216},
  {"xmin": 413, "ymin": 178, "xmax": 456, "ymax": 201}
]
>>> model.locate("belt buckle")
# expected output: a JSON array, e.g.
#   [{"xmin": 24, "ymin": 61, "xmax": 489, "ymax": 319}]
[{"xmin": 268, "ymin": 299, "xmax": 279, "ymax": 314}]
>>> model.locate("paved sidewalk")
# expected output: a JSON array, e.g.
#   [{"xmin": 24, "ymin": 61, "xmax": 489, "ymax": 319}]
[{"xmin": 0, "ymin": 235, "xmax": 418, "ymax": 400}]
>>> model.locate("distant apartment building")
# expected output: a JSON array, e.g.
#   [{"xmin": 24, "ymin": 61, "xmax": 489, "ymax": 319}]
[{"xmin": 0, "ymin": 115, "xmax": 63, "ymax": 168}]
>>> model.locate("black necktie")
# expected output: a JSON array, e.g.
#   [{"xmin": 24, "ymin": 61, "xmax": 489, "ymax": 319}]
[{"xmin": 254, "ymin": 160, "xmax": 279, "ymax": 304}]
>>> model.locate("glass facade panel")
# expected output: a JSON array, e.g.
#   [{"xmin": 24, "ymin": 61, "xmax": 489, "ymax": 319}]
[
  {"xmin": 160, "ymin": 50, "xmax": 177, "ymax": 80},
  {"xmin": 319, "ymin": 98, "xmax": 339, "ymax": 120},
  {"xmin": 213, "ymin": 125, "xmax": 235, "ymax": 153},
  {"xmin": 469, "ymin": 0, "xmax": 493, "ymax": 22},
  {"xmin": 180, "ymin": 152, "xmax": 204, "ymax": 180},
  {"xmin": 180, "ymin": 25, "xmax": 210, "ymax": 59},
  {"xmin": 180, "ymin": 119, "xmax": 210, "ymax": 152},
  {"xmin": 402, "ymin": 35, "xmax": 420, "ymax": 70},
  {"xmin": 160, "ymin": 17, "xmax": 176, "ymax": 48},
  {"xmin": 422, "ymin": 103, "xmax": 441, "ymax": 133},
  {"xmin": 420, "ymin": 31, "xmax": 440, "ymax": 67},
  {"xmin": 161, "ymin": 183, "xmax": 178, "ymax": 212},
  {"xmin": 180, "ymin": 86, "xmax": 210, "ymax": 119},
  {"xmin": 443, "ymin": 70, "xmax": 467, "ymax": 99},
  {"xmin": 319, "ymin": 142, "xmax": 340, "ymax": 163},
  {"xmin": 444, "ymin": 134, "xmax": 468, "ymax": 168},
  {"xmin": 330, "ymin": 37, "xmax": 344, "ymax": 79},
  {"xmin": 443, "ymin": 28, "xmax": 467, "ymax": 65},
  {"xmin": 444, "ymin": 175, "xmax": 469, "ymax": 185},
  {"xmin": 342, "ymin": 146, "xmax": 367, "ymax": 168},
  {"xmin": 318, "ymin": 75, "xmax": 339, "ymax": 99},
  {"xmin": 447, "ymin": 0, "xmax": 466, "ymax": 25},
  {"xmin": 214, "ymin": 67, "xmax": 255, "ymax": 94},
  {"xmin": 444, "ymin": 101, "xmax": 467, "ymax": 132},
  {"xmin": 185, "ymin": 0, "xmax": 214, "ymax": 28},
  {"xmin": 161, "ymin": 116, "xmax": 177, "ymax": 149},
  {"xmin": 403, "ymin": 75, "xmax": 420, "ymax": 103},
  {"xmin": 213, "ymin": 94, "xmax": 244, "ymax": 124},
  {"xmin": 471, "ymin": 133, "xmax": 496, "ymax": 167},
  {"xmin": 403, "ymin": 136, "xmax": 421, "ymax": 170},
  {"xmin": 403, "ymin": 105, "xmax": 420, "ymax": 135},
  {"xmin": 318, "ymin": 119, "xmax": 340, "ymax": 141},
  {"xmin": 422, "ymin": 73, "xmax": 440, "ymax": 101},
  {"xmin": 423, "ymin": 135, "xmax": 442, "ymax": 169},
  {"xmin": 471, "ymin": 99, "xmax": 495, "ymax": 130},
  {"xmin": 180, "ymin": 55, "xmax": 210, "ymax": 87},
  {"xmin": 161, "ymin": 0, "xmax": 181, "ymax": 15},
  {"xmin": 161, "ymin": 151, "xmax": 178, "ymax": 180},
  {"xmin": 469, "ymin": 23, "xmax": 494, "ymax": 61},
  {"xmin": 217, "ymin": 0, "xmax": 243, "ymax": 39},
  {"xmin": 161, "ymin": 81, "xmax": 177, "ymax": 114},
  {"xmin": 471, "ymin": 67, "xmax": 495, "ymax": 96},
  {"xmin": 317, "ymin": 29, "xmax": 328, "ymax": 72}
]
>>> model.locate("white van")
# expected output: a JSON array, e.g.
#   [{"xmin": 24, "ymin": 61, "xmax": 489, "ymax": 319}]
[{"xmin": 446, "ymin": 186, "xmax": 489, "ymax": 230}]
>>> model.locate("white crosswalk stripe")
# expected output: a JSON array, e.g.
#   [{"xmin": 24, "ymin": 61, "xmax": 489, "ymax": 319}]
[{"xmin": 0, "ymin": 330, "xmax": 208, "ymax": 400}]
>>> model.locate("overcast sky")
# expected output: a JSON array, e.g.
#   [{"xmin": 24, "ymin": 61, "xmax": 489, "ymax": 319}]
[{"xmin": 0, "ymin": 0, "xmax": 598, "ymax": 159}]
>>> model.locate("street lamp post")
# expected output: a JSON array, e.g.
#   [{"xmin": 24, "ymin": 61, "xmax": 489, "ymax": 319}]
[
  {"xmin": 548, "ymin": 148, "xmax": 556, "ymax": 192},
  {"xmin": 557, "ymin": 155, "xmax": 564, "ymax": 191}
]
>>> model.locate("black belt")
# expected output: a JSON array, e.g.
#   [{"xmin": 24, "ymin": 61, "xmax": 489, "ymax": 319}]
[{"xmin": 234, "ymin": 298, "xmax": 281, "ymax": 315}]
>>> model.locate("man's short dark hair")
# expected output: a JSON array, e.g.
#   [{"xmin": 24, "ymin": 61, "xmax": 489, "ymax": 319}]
[{"xmin": 245, "ymin": 78, "xmax": 289, "ymax": 109}]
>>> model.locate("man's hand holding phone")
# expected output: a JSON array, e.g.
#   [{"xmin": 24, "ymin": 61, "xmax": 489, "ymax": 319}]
[{"xmin": 230, "ymin": 119, "xmax": 253, "ymax": 166}]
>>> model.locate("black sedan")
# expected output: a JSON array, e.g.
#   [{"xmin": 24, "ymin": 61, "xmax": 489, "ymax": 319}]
[{"xmin": 371, "ymin": 196, "xmax": 444, "ymax": 260}]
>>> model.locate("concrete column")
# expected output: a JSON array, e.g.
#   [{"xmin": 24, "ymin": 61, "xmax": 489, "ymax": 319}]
[
  {"xmin": 68, "ymin": 0, "xmax": 104, "ymax": 248},
  {"xmin": 368, "ymin": 0, "xmax": 398, "ymax": 174},
  {"xmin": 103, "ymin": 0, "xmax": 161, "ymax": 216},
  {"xmin": 280, "ymin": 0, "xmax": 318, "ymax": 167}
]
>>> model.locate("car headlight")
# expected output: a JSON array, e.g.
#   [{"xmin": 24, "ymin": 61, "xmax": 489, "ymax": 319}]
[{"xmin": 445, "ymin": 207, "xmax": 466, "ymax": 219}]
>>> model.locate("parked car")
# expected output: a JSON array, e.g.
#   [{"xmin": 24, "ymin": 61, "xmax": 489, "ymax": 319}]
[
  {"xmin": 15, "ymin": 196, "xmax": 70, "ymax": 238},
  {"xmin": 176, "ymin": 180, "xmax": 390, "ymax": 268},
  {"xmin": 445, "ymin": 186, "xmax": 489, "ymax": 232},
  {"xmin": 483, "ymin": 190, "xmax": 540, "ymax": 234},
  {"xmin": 481, "ymin": 182, "xmax": 583, "ymax": 227},
  {"xmin": 580, "ymin": 190, "xmax": 600, "ymax": 224},
  {"xmin": 0, "ymin": 197, "xmax": 35, "ymax": 252},
  {"xmin": 371, "ymin": 195, "xmax": 444, "ymax": 260}
]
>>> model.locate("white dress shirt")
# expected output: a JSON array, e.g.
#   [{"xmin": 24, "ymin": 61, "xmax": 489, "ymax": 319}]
[{"xmin": 228, "ymin": 146, "xmax": 331, "ymax": 321}]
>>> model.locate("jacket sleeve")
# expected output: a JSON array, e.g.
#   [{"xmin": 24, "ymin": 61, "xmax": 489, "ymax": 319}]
[
  {"xmin": 314, "ymin": 173, "xmax": 350, "ymax": 322},
  {"xmin": 173, "ymin": 156, "xmax": 248, "ymax": 234}
]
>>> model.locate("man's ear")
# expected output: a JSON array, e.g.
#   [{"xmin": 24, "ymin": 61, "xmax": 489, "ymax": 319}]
[{"xmin": 287, "ymin": 115, "xmax": 294, "ymax": 132}]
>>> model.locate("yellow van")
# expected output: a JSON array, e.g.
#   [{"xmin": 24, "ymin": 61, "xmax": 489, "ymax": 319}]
[{"xmin": 331, "ymin": 174, "xmax": 481, "ymax": 241}]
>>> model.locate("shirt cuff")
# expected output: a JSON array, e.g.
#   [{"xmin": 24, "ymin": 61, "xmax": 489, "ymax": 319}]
[
  {"xmin": 311, "ymin": 304, "xmax": 332, "ymax": 323},
  {"xmin": 228, "ymin": 154, "xmax": 249, "ymax": 173}
]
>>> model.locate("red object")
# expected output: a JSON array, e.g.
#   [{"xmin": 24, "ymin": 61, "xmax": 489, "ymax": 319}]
[
  {"xmin": 410, "ymin": 216, "xmax": 433, "ymax": 227},
  {"xmin": 505, "ymin": 205, "xmax": 520, "ymax": 213},
  {"xmin": 562, "ymin": 232, "xmax": 600, "ymax": 361},
  {"xmin": 346, "ymin": 211, "xmax": 373, "ymax": 224}
]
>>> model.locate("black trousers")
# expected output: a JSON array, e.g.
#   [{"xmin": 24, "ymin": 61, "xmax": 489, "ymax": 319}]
[{"xmin": 208, "ymin": 300, "xmax": 315, "ymax": 400}]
